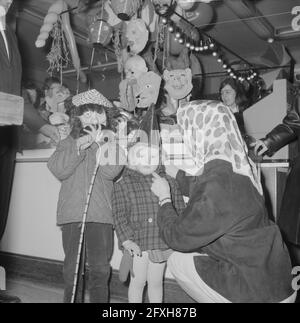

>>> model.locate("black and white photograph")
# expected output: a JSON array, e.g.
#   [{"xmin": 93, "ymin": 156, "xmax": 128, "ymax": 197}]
[{"xmin": 0, "ymin": 0, "xmax": 300, "ymax": 308}]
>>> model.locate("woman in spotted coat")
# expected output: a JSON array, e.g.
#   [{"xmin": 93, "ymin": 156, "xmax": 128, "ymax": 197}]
[{"xmin": 151, "ymin": 100, "xmax": 296, "ymax": 303}]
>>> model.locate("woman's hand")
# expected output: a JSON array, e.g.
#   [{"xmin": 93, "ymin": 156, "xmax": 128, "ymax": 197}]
[
  {"xmin": 250, "ymin": 139, "xmax": 268, "ymax": 156},
  {"xmin": 123, "ymin": 240, "xmax": 141, "ymax": 257},
  {"xmin": 151, "ymin": 172, "xmax": 171, "ymax": 200}
]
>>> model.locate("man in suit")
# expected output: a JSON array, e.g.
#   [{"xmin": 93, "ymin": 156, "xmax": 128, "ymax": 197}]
[{"xmin": 0, "ymin": 0, "xmax": 60, "ymax": 303}]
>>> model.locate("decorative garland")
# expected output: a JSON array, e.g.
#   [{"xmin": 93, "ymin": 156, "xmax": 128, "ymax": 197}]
[{"xmin": 161, "ymin": 16, "xmax": 259, "ymax": 83}]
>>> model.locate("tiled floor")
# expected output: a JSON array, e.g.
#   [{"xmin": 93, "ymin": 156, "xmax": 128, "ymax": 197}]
[{"xmin": 6, "ymin": 278, "xmax": 123, "ymax": 303}]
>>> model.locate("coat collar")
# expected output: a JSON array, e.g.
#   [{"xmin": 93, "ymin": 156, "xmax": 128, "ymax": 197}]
[{"xmin": 123, "ymin": 166, "xmax": 165, "ymax": 179}]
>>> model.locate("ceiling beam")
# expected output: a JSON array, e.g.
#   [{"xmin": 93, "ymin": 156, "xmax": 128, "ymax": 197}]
[{"xmin": 62, "ymin": 61, "xmax": 118, "ymax": 75}]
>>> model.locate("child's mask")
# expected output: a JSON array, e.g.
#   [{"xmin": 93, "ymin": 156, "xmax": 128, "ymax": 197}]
[
  {"xmin": 163, "ymin": 68, "xmax": 193, "ymax": 100},
  {"xmin": 79, "ymin": 111, "xmax": 107, "ymax": 129}
]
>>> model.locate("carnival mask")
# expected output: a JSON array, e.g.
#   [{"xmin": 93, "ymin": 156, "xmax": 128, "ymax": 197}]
[
  {"xmin": 45, "ymin": 84, "xmax": 71, "ymax": 113},
  {"xmin": 152, "ymin": 0, "xmax": 176, "ymax": 17},
  {"xmin": 163, "ymin": 68, "xmax": 193, "ymax": 100},
  {"xmin": 125, "ymin": 19, "xmax": 149, "ymax": 54},
  {"xmin": 79, "ymin": 110, "xmax": 107, "ymax": 128},
  {"xmin": 135, "ymin": 71, "xmax": 162, "ymax": 108},
  {"xmin": 124, "ymin": 55, "xmax": 148, "ymax": 80}
]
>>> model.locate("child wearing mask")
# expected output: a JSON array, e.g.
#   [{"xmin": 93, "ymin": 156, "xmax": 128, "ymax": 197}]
[{"xmin": 48, "ymin": 90, "xmax": 124, "ymax": 303}]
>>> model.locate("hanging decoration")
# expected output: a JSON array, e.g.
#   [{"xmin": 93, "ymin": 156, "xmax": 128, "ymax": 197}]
[
  {"xmin": 35, "ymin": 0, "xmax": 86, "ymax": 83},
  {"xmin": 161, "ymin": 13, "xmax": 258, "ymax": 83},
  {"xmin": 73, "ymin": 0, "xmax": 261, "ymax": 105},
  {"xmin": 124, "ymin": 55, "xmax": 148, "ymax": 79},
  {"xmin": 177, "ymin": 0, "xmax": 196, "ymax": 11},
  {"xmin": 89, "ymin": 19, "xmax": 113, "ymax": 46},
  {"xmin": 103, "ymin": 0, "xmax": 123, "ymax": 28},
  {"xmin": 163, "ymin": 68, "xmax": 193, "ymax": 100},
  {"xmin": 141, "ymin": 0, "xmax": 159, "ymax": 41},
  {"xmin": 35, "ymin": 0, "xmax": 65, "ymax": 48},
  {"xmin": 88, "ymin": 1, "xmax": 113, "ymax": 46},
  {"xmin": 110, "ymin": 0, "xmax": 143, "ymax": 21},
  {"xmin": 184, "ymin": 2, "xmax": 214, "ymax": 28},
  {"xmin": 125, "ymin": 18, "xmax": 149, "ymax": 54},
  {"xmin": 134, "ymin": 71, "xmax": 162, "ymax": 108},
  {"xmin": 119, "ymin": 55, "xmax": 149, "ymax": 111},
  {"xmin": 46, "ymin": 21, "xmax": 70, "ymax": 76},
  {"xmin": 152, "ymin": 0, "xmax": 177, "ymax": 18}
]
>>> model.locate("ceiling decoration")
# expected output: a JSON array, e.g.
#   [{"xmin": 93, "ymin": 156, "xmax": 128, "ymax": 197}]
[{"xmin": 12, "ymin": 0, "xmax": 300, "ymax": 93}]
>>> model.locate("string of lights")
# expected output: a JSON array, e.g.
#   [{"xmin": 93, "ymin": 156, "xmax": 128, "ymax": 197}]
[{"xmin": 161, "ymin": 9, "xmax": 259, "ymax": 83}]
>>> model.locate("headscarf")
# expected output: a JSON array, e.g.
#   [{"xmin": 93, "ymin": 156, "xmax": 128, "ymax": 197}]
[{"xmin": 177, "ymin": 100, "xmax": 263, "ymax": 195}]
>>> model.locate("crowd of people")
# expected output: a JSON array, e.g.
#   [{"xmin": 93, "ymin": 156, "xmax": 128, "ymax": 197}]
[{"xmin": 0, "ymin": 0, "xmax": 299, "ymax": 304}]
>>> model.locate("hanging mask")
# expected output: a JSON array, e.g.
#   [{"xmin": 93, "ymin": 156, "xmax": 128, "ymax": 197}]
[
  {"xmin": 163, "ymin": 68, "xmax": 193, "ymax": 100},
  {"xmin": 124, "ymin": 55, "xmax": 148, "ymax": 80},
  {"xmin": 110, "ymin": 0, "xmax": 142, "ymax": 21},
  {"xmin": 134, "ymin": 71, "xmax": 162, "ymax": 108},
  {"xmin": 119, "ymin": 78, "xmax": 138, "ymax": 112},
  {"xmin": 125, "ymin": 19, "xmax": 149, "ymax": 54},
  {"xmin": 152, "ymin": 0, "xmax": 177, "ymax": 17}
]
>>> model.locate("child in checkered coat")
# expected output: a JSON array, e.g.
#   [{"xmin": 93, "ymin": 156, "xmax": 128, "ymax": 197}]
[{"xmin": 112, "ymin": 142, "xmax": 185, "ymax": 303}]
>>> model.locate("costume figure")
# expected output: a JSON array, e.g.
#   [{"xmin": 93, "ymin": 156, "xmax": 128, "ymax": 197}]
[
  {"xmin": 152, "ymin": 100, "xmax": 295, "ymax": 303},
  {"xmin": 48, "ymin": 90, "xmax": 124, "ymax": 303}
]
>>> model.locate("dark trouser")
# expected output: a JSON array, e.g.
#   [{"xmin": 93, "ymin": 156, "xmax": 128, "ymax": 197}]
[
  {"xmin": 0, "ymin": 147, "xmax": 16, "ymax": 241},
  {"xmin": 62, "ymin": 222, "xmax": 114, "ymax": 303}
]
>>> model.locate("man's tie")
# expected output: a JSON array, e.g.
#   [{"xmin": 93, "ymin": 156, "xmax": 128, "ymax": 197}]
[{"xmin": 0, "ymin": 30, "xmax": 9, "ymax": 59}]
